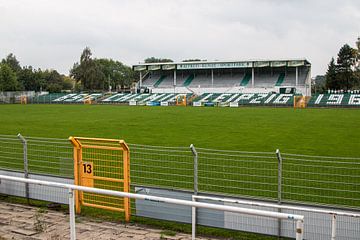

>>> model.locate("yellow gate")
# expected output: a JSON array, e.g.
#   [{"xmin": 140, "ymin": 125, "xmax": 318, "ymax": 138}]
[{"xmin": 69, "ymin": 137, "xmax": 130, "ymax": 221}]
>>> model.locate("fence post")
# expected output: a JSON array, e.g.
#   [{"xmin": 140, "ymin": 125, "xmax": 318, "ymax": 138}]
[
  {"xmin": 190, "ymin": 144, "xmax": 198, "ymax": 195},
  {"xmin": 331, "ymin": 214, "xmax": 337, "ymax": 240},
  {"xmin": 191, "ymin": 195, "xmax": 196, "ymax": 240},
  {"xmin": 68, "ymin": 188, "xmax": 76, "ymax": 240},
  {"xmin": 17, "ymin": 133, "xmax": 29, "ymax": 203},
  {"xmin": 276, "ymin": 149, "xmax": 283, "ymax": 238},
  {"xmin": 296, "ymin": 220, "xmax": 304, "ymax": 240},
  {"xmin": 190, "ymin": 144, "xmax": 198, "ymax": 240}
]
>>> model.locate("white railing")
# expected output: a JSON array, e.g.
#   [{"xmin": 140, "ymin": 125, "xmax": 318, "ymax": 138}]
[
  {"xmin": 0, "ymin": 174, "xmax": 304, "ymax": 240},
  {"xmin": 192, "ymin": 195, "xmax": 360, "ymax": 240}
]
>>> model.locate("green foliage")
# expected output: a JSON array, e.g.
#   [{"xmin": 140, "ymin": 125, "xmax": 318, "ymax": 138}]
[
  {"xmin": 62, "ymin": 76, "xmax": 74, "ymax": 90},
  {"xmin": 160, "ymin": 230, "xmax": 176, "ymax": 237},
  {"xmin": 34, "ymin": 208, "xmax": 47, "ymax": 232},
  {"xmin": 70, "ymin": 47, "xmax": 134, "ymax": 91},
  {"xmin": 41, "ymin": 69, "xmax": 69, "ymax": 93},
  {"xmin": 337, "ymin": 44, "xmax": 358, "ymax": 90},
  {"xmin": 95, "ymin": 58, "xmax": 135, "ymax": 91},
  {"xmin": 70, "ymin": 47, "xmax": 106, "ymax": 91},
  {"xmin": 0, "ymin": 63, "xmax": 19, "ymax": 91},
  {"xmin": 325, "ymin": 58, "xmax": 339, "ymax": 90},
  {"xmin": 325, "ymin": 43, "xmax": 360, "ymax": 90},
  {"xmin": 1, "ymin": 53, "xmax": 75, "ymax": 92},
  {"xmin": 312, "ymin": 75, "xmax": 326, "ymax": 94},
  {"xmin": 144, "ymin": 57, "xmax": 173, "ymax": 63},
  {"xmin": 18, "ymin": 66, "xmax": 38, "ymax": 91},
  {"xmin": 1, "ymin": 53, "xmax": 21, "ymax": 73}
]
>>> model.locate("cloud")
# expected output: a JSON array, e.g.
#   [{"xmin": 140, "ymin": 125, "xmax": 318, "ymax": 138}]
[{"xmin": 0, "ymin": 0, "xmax": 359, "ymax": 76}]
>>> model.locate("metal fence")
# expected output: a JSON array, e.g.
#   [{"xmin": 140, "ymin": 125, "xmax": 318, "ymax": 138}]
[
  {"xmin": 281, "ymin": 152, "xmax": 360, "ymax": 209},
  {"xmin": 0, "ymin": 134, "xmax": 360, "ymax": 210},
  {"xmin": 0, "ymin": 134, "xmax": 360, "ymax": 239},
  {"xmin": 129, "ymin": 143, "xmax": 194, "ymax": 191},
  {"xmin": 196, "ymin": 147, "xmax": 278, "ymax": 200}
]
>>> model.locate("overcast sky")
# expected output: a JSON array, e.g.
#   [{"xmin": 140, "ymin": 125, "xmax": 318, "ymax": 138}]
[{"xmin": 1, "ymin": 0, "xmax": 359, "ymax": 76}]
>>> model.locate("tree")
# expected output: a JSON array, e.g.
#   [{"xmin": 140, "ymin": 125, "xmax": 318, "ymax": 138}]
[
  {"xmin": 62, "ymin": 76, "xmax": 74, "ymax": 90},
  {"xmin": 1, "ymin": 53, "xmax": 21, "ymax": 73},
  {"xmin": 325, "ymin": 58, "xmax": 339, "ymax": 90},
  {"xmin": 0, "ymin": 63, "xmax": 20, "ymax": 91},
  {"xmin": 144, "ymin": 57, "xmax": 173, "ymax": 63},
  {"xmin": 41, "ymin": 69, "xmax": 64, "ymax": 93},
  {"xmin": 70, "ymin": 47, "xmax": 105, "ymax": 91},
  {"xmin": 95, "ymin": 58, "xmax": 135, "ymax": 91},
  {"xmin": 182, "ymin": 59, "xmax": 202, "ymax": 62},
  {"xmin": 336, "ymin": 44, "xmax": 357, "ymax": 90},
  {"xmin": 18, "ymin": 66, "xmax": 37, "ymax": 91},
  {"xmin": 325, "ymin": 43, "xmax": 359, "ymax": 91},
  {"xmin": 355, "ymin": 38, "xmax": 360, "ymax": 88},
  {"xmin": 312, "ymin": 75, "xmax": 326, "ymax": 94}
]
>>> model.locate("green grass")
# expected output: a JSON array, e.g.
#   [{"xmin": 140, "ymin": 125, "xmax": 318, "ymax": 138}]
[{"xmin": 0, "ymin": 104, "xmax": 359, "ymax": 156}]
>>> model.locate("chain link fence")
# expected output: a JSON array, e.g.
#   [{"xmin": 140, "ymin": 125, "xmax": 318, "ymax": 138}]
[
  {"xmin": 0, "ymin": 134, "xmax": 359, "ymax": 211},
  {"xmin": 281, "ymin": 152, "xmax": 360, "ymax": 209},
  {"xmin": 25, "ymin": 136, "xmax": 73, "ymax": 178},
  {"xmin": 0, "ymin": 135, "xmax": 23, "ymax": 171},
  {"xmin": 196, "ymin": 147, "xmax": 278, "ymax": 200},
  {"xmin": 129, "ymin": 143, "xmax": 194, "ymax": 191}
]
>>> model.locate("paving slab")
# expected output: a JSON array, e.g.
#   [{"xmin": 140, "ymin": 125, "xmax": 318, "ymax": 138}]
[{"xmin": 0, "ymin": 202, "xmax": 219, "ymax": 240}]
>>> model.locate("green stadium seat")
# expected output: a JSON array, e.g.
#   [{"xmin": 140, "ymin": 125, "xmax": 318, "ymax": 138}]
[
  {"xmin": 275, "ymin": 73, "xmax": 285, "ymax": 86},
  {"xmin": 240, "ymin": 73, "xmax": 252, "ymax": 86},
  {"xmin": 183, "ymin": 74, "xmax": 195, "ymax": 87},
  {"xmin": 154, "ymin": 75, "xmax": 167, "ymax": 87}
]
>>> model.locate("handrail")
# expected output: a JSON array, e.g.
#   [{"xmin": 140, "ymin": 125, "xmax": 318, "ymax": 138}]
[
  {"xmin": 193, "ymin": 195, "xmax": 360, "ymax": 218},
  {"xmin": 0, "ymin": 174, "xmax": 304, "ymax": 240}
]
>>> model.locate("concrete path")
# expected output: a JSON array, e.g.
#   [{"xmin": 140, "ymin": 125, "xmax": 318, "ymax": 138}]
[{"xmin": 0, "ymin": 202, "xmax": 213, "ymax": 240}]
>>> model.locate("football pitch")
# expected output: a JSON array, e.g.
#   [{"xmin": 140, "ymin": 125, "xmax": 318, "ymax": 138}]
[
  {"xmin": 0, "ymin": 104, "xmax": 359, "ymax": 157},
  {"xmin": 0, "ymin": 104, "xmax": 360, "ymax": 209}
]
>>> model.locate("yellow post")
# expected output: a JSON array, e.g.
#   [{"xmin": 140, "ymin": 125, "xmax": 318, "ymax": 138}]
[
  {"xmin": 121, "ymin": 140, "xmax": 131, "ymax": 222},
  {"xmin": 69, "ymin": 137, "xmax": 81, "ymax": 214}
]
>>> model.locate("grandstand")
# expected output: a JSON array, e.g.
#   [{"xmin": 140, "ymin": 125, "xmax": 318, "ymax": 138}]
[
  {"xmin": 133, "ymin": 59, "xmax": 311, "ymax": 96},
  {"xmin": 22, "ymin": 59, "xmax": 360, "ymax": 108}
]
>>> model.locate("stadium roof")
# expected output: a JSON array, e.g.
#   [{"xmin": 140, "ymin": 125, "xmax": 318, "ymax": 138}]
[{"xmin": 133, "ymin": 59, "xmax": 311, "ymax": 71}]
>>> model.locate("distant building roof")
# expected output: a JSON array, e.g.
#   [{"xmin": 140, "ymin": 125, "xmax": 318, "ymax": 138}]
[{"xmin": 133, "ymin": 59, "xmax": 311, "ymax": 71}]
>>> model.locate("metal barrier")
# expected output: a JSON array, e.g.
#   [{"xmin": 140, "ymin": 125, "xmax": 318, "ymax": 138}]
[
  {"xmin": 192, "ymin": 195, "xmax": 360, "ymax": 240},
  {"xmin": 0, "ymin": 174, "xmax": 305, "ymax": 240},
  {"xmin": 1, "ymin": 134, "xmax": 359, "ymax": 210},
  {"xmin": 69, "ymin": 137, "xmax": 130, "ymax": 221},
  {"xmin": 129, "ymin": 143, "xmax": 194, "ymax": 191},
  {"xmin": 195, "ymin": 147, "xmax": 278, "ymax": 200},
  {"xmin": 281, "ymin": 152, "xmax": 360, "ymax": 208},
  {"xmin": 1, "ymin": 134, "xmax": 360, "ymax": 239}
]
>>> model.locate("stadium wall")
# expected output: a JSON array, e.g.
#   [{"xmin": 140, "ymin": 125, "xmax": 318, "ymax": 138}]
[{"xmin": 4, "ymin": 92, "xmax": 360, "ymax": 107}]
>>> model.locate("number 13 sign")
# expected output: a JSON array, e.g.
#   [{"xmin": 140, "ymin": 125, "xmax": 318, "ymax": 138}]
[{"xmin": 81, "ymin": 162, "xmax": 94, "ymax": 187}]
